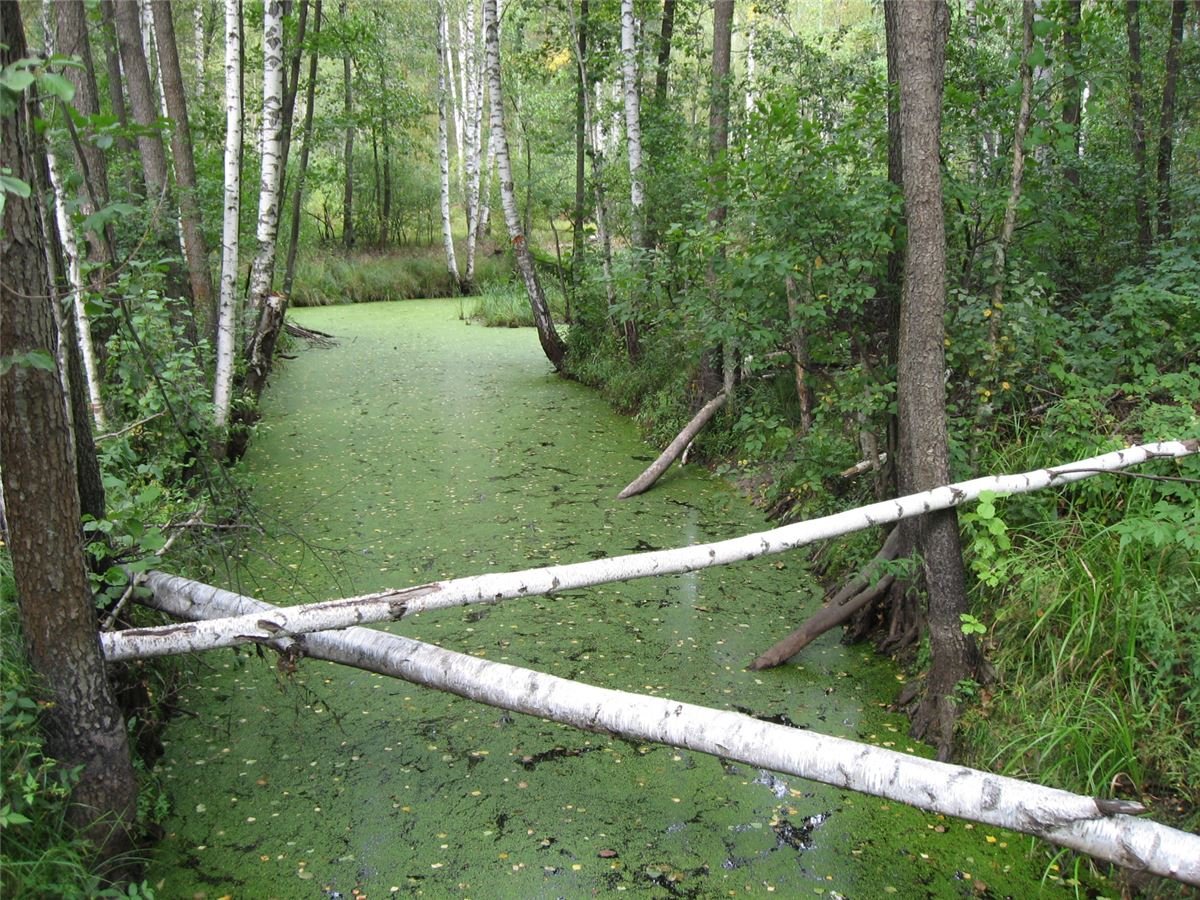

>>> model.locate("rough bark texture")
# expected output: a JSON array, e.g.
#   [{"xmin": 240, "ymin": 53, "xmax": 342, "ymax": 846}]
[
  {"xmin": 103, "ymin": 441, "xmax": 1198, "ymax": 661},
  {"xmin": 0, "ymin": 4, "xmax": 138, "ymax": 858},
  {"xmin": 894, "ymin": 0, "xmax": 982, "ymax": 761},
  {"xmin": 483, "ymin": 0, "xmax": 566, "ymax": 370},
  {"xmin": 54, "ymin": 0, "xmax": 115, "ymax": 268},
  {"xmin": 1155, "ymin": 0, "xmax": 1186, "ymax": 240},
  {"xmin": 617, "ymin": 392, "xmax": 727, "ymax": 499},
  {"xmin": 654, "ymin": 0, "xmax": 676, "ymax": 107},
  {"xmin": 151, "ymin": 0, "xmax": 216, "ymax": 340},
  {"xmin": 112, "ymin": 0, "xmax": 169, "ymax": 198},
  {"xmin": 136, "ymin": 575, "xmax": 1200, "ymax": 886},
  {"xmin": 99, "ymin": 0, "xmax": 139, "ymax": 172}
]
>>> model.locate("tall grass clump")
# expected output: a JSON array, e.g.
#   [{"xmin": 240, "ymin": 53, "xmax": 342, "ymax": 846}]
[
  {"xmin": 291, "ymin": 247, "xmax": 511, "ymax": 306},
  {"xmin": 958, "ymin": 418, "xmax": 1200, "ymax": 838},
  {"xmin": 464, "ymin": 278, "xmax": 567, "ymax": 328}
]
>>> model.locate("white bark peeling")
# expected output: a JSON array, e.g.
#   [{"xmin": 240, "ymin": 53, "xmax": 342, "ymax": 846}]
[
  {"xmin": 102, "ymin": 441, "xmax": 1198, "ymax": 661},
  {"xmin": 46, "ymin": 148, "xmax": 106, "ymax": 429},
  {"xmin": 246, "ymin": 0, "xmax": 285, "ymax": 313},
  {"xmin": 136, "ymin": 573, "xmax": 1200, "ymax": 885},
  {"xmin": 620, "ymin": 0, "xmax": 645, "ymax": 245},
  {"xmin": 436, "ymin": 0, "xmax": 460, "ymax": 284},
  {"xmin": 212, "ymin": 0, "xmax": 241, "ymax": 429}
]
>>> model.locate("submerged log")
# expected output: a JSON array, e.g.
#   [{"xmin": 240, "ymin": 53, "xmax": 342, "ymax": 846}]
[
  {"xmin": 749, "ymin": 527, "xmax": 902, "ymax": 670},
  {"xmin": 102, "ymin": 441, "xmax": 1198, "ymax": 662},
  {"xmin": 617, "ymin": 392, "xmax": 727, "ymax": 499},
  {"xmin": 134, "ymin": 571, "xmax": 1200, "ymax": 886}
]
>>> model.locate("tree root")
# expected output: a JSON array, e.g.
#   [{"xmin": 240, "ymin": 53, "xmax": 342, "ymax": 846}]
[
  {"xmin": 748, "ymin": 527, "xmax": 902, "ymax": 670},
  {"xmin": 617, "ymin": 392, "xmax": 726, "ymax": 499}
]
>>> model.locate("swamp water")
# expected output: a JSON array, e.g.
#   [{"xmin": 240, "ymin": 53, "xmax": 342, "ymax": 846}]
[{"xmin": 148, "ymin": 300, "xmax": 1068, "ymax": 898}]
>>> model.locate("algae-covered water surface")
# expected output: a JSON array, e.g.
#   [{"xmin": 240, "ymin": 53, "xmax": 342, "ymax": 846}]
[{"xmin": 148, "ymin": 301, "xmax": 1074, "ymax": 898}]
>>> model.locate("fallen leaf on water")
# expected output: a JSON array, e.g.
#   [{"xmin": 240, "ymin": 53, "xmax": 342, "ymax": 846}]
[{"xmin": 598, "ymin": 849, "xmax": 618, "ymax": 858}]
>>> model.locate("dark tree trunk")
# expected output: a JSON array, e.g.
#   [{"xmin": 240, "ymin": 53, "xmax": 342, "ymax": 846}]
[
  {"xmin": 340, "ymin": 0, "xmax": 354, "ymax": 249},
  {"xmin": 1125, "ymin": 0, "xmax": 1152, "ymax": 257},
  {"xmin": 284, "ymin": 0, "xmax": 323, "ymax": 297},
  {"xmin": 277, "ymin": 0, "xmax": 309, "ymax": 209},
  {"xmin": 1155, "ymin": 0, "xmax": 1186, "ymax": 240},
  {"xmin": 112, "ymin": 0, "xmax": 170, "ymax": 199},
  {"xmin": 151, "ymin": 0, "xmax": 216, "ymax": 341},
  {"xmin": 894, "ymin": 0, "xmax": 982, "ymax": 762},
  {"xmin": 1061, "ymin": 0, "xmax": 1082, "ymax": 188},
  {"xmin": 98, "ymin": 0, "xmax": 139, "ymax": 170},
  {"xmin": 0, "ymin": 2, "xmax": 138, "ymax": 862},
  {"xmin": 54, "ymin": 0, "xmax": 115, "ymax": 272},
  {"xmin": 882, "ymin": 0, "xmax": 903, "ymax": 499},
  {"xmin": 654, "ymin": 0, "xmax": 676, "ymax": 107}
]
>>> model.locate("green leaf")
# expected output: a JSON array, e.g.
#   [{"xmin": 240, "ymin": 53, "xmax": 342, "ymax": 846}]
[
  {"xmin": 1027, "ymin": 45, "xmax": 1047, "ymax": 69},
  {"xmin": 0, "ymin": 172, "xmax": 31, "ymax": 198},
  {"xmin": 0, "ymin": 350, "xmax": 55, "ymax": 376},
  {"xmin": 1032, "ymin": 18, "xmax": 1054, "ymax": 39},
  {"xmin": 39, "ymin": 72, "xmax": 76, "ymax": 103},
  {"xmin": 0, "ymin": 69, "xmax": 35, "ymax": 93}
]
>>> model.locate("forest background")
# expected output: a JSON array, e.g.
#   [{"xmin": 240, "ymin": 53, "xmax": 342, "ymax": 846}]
[{"xmin": 1, "ymin": 0, "xmax": 1197, "ymax": 895}]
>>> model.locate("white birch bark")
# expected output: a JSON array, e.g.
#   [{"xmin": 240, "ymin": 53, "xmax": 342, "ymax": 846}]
[
  {"xmin": 103, "ymin": 441, "xmax": 1197, "ymax": 660},
  {"xmin": 482, "ymin": 0, "xmax": 565, "ymax": 367},
  {"xmin": 436, "ymin": 0, "xmax": 460, "ymax": 286},
  {"xmin": 45, "ymin": 150, "xmax": 106, "ymax": 430},
  {"xmin": 133, "ymin": 572, "xmax": 1200, "ymax": 886},
  {"xmin": 193, "ymin": 1, "xmax": 205, "ymax": 85},
  {"xmin": 447, "ymin": 15, "xmax": 463, "ymax": 191},
  {"xmin": 246, "ymin": 0, "xmax": 285, "ymax": 314},
  {"xmin": 620, "ymin": 0, "xmax": 645, "ymax": 249},
  {"xmin": 462, "ymin": 0, "xmax": 484, "ymax": 287},
  {"xmin": 213, "ymin": 0, "xmax": 241, "ymax": 430},
  {"xmin": 478, "ymin": 123, "xmax": 495, "ymax": 236}
]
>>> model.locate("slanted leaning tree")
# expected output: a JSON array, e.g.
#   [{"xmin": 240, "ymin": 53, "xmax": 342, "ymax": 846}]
[
  {"xmin": 482, "ymin": 0, "xmax": 565, "ymax": 370},
  {"xmin": 894, "ymin": 0, "xmax": 984, "ymax": 760}
]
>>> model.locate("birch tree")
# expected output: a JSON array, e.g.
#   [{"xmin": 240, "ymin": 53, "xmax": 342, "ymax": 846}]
[
  {"xmin": 213, "ymin": 0, "xmax": 242, "ymax": 431},
  {"xmin": 483, "ymin": 0, "xmax": 565, "ymax": 369},
  {"xmin": 617, "ymin": 0, "xmax": 643, "ymax": 359},
  {"xmin": 135, "ymin": 574, "xmax": 1200, "ymax": 887},
  {"xmin": 437, "ymin": 0, "xmax": 461, "ymax": 289},
  {"xmin": 102, "ymin": 441, "xmax": 1198, "ymax": 660},
  {"xmin": 340, "ymin": 0, "xmax": 355, "ymax": 248},
  {"xmin": 246, "ymin": 1, "xmax": 286, "ymax": 316},
  {"xmin": 462, "ymin": 0, "xmax": 485, "ymax": 292}
]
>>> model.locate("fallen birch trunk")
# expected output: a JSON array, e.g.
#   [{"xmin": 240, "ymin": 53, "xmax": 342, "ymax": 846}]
[
  {"xmin": 102, "ymin": 440, "xmax": 1198, "ymax": 662},
  {"xmin": 134, "ymin": 572, "xmax": 1200, "ymax": 886},
  {"xmin": 617, "ymin": 392, "xmax": 727, "ymax": 499}
]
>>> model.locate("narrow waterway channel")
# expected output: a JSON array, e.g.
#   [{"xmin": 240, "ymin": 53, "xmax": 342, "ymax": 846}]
[{"xmin": 147, "ymin": 300, "xmax": 1068, "ymax": 898}]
